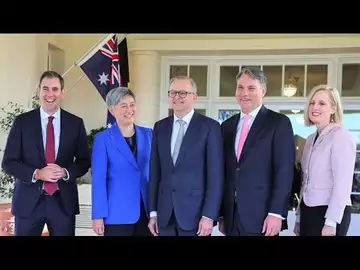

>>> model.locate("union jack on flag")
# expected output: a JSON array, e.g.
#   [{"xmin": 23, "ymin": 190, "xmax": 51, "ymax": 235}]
[
  {"xmin": 79, "ymin": 33, "xmax": 122, "ymax": 125},
  {"xmin": 79, "ymin": 34, "xmax": 121, "ymax": 101}
]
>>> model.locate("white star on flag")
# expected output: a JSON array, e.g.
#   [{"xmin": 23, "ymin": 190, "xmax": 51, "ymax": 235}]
[{"xmin": 98, "ymin": 72, "xmax": 109, "ymax": 85}]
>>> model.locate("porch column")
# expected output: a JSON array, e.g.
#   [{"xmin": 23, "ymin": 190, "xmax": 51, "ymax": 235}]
[{"xmin": 129, "ymin": 51, "xmax": 161, "ymax": 128}]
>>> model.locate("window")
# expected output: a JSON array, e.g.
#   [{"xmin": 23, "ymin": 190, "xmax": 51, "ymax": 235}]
[
  {"xmin": 345, "ymin": 110, "xmax": 360, "ymax": 213},
  {"xmin": 341, "ymin": 64, "xmax": 360, "ymax": 97},
  {"xmin": 169, "ymin": 65, "xmax": 208, "ymax": 97},
  {"xmin": 218, "ymin": 63, "xmax": 329, "ymax": 98}
]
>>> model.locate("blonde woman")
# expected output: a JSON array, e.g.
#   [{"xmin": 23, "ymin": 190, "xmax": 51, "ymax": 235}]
[{"xmin": 294, "ymin": 85, "xmax": 356, "ymax": 236}]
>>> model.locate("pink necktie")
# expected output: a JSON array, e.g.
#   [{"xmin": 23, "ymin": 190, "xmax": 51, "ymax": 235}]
[{"xmin": 236, "ymin": 114, "xmax": 251, "ymax": 161}]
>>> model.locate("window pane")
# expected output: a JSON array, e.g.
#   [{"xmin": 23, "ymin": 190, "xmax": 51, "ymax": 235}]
[
  {"xmin": 220, "ymin": 66, "xmax": 239, "ymax": 97},
  {"xmin": 306, "ymin": 65, "xmax": 328, "ymax": 96},
  {"xmin": 284, "ymin": 65, "xmax": 305, "ymax": 97},
  {"xmin": 342, "ymin": 64, "xmax": 360, "ymax": 97},
  {"xmin": 344, "ymin": 110, "xmax": 360, "ymax": 151},
  {"xmin": 190, "ymin": 66, "xmax": 207, "ymax": 97},
  {"xmin": 263, "ymin": 65, "xmax": 282, "ymax": 96},
  {"xmin": 170, "ymin": 65, "xmax": 187, "ymax": 78},
  {"xmin": 353, "ymin": 173, "xmax": 360, "ymax": 193},
  {"xmin": 218, "ymin": 109, "xmax": 240, "ymax": 124}
]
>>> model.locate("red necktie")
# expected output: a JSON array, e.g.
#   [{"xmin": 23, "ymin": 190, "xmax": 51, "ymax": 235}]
[{"xmin": 44, "ymin": 116, "xmax": 57, "ymax": 195}]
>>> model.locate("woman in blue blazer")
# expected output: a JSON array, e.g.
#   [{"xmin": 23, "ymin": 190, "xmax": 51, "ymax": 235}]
[{"xmin": 91, "ymin": 87, "xmax": 153, "ymax": 236}]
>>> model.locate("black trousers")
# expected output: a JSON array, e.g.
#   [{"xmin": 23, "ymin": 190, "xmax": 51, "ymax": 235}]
[
  {"xmin": 299, "ymin": 200, "xmax": 351, "ymax": 236},
  {"xmin": 104, "ymin": 198, "xmax": 151, "ymax": 236}
]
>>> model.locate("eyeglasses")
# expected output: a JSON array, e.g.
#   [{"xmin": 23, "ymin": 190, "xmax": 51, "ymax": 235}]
[{"xmin": 168, "ymin": 90, "xmax": 194, "ymax": 98}]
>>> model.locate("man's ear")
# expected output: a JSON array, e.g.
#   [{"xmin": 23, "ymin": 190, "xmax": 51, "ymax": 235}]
[{"xmin": 261, "ymin": 87, "xmax": 267, "ymax": 98}]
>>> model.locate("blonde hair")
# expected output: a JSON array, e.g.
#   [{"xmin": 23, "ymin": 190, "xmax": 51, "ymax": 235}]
[{"xmin": 304, "ymin": 84, "xmax": 343, "ymax": 126}]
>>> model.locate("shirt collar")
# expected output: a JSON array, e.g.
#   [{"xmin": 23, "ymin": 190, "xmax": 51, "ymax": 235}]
[
  {"xmin": 40, "ymin": 106, "xmax": 61, "ymax": 120},
  {"xmin": 240, "ymin": 104, "xmax": 262, "ymax": 120},
  {"xmin": 173, "ymin": 108, "xmax": 195, "ymax": 125}
]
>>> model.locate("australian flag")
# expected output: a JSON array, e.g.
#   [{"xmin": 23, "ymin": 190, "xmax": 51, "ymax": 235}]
[{"xmin": 79, "ymin": 33, "xmax": 129, "ymax": 126}]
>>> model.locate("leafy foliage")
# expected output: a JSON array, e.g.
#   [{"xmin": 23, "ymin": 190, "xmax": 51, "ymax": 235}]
[
  {"xmin": 0, "ymin": 102, "xmax": 27, "ymax": 198},
  {"xmin": 87, "ymin": 127, "xmax": 106, "ymax": 149}
]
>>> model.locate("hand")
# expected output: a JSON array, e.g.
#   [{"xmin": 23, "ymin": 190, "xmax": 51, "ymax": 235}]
[
  {"xmin": 47, "ymin": 163, "xmax": 67, "ymax": 179},
  {"xmin": 148, "ymin": 217, "xmax": 159, "ymax": 236},
  {"xmin": 218, "ymin": 219, "xmax": 225, "ymax": 236},
  {"xmin": 36, "ymin": 164, "xmax": 64, "ymax": 182},
  {"xmin": 262, "ymin": 215, "xmax": 282, "ymax": 236},
  {"xmin": 321, "ymin": 225, "xmax": 336, "ymax": 236},
  {"xmin": 293, "ymin": 222, "xmax": 300, "ymax": 236},
  {"xmin": 92, "ymin": 219, "xmax": 104, "ymax": 235},
  {"xmin": 197, "ymin": 217, "xmax": 213, "ymax": 236}
]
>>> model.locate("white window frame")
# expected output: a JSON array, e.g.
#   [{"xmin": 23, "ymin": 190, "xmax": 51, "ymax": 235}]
[{"xmin": 160, "ymin": 53, "xmax": 360, "ymax": 119}]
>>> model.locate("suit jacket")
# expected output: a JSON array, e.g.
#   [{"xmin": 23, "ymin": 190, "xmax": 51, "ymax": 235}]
[
  {"xmin": 296, "ymin": 123, "xmax": 356, "ymax": 224},
  {"xmin": 91, "ymin": 123, "xmax": 152, "ymax": 225},
  {"xmin": 220, "ymin": 105, "xmax": 295, "ymax": 234},
  {"xmin": 148, "ymin": 112, "xmax": 224, "ymax": 231},
  {"xmin": 1, "ymin": 108, "xmax": 90, "ymax": 218}
]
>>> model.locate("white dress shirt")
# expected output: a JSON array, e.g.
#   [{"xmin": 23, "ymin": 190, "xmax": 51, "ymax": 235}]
[{"xmin": 32, "ymin": 106, "xmax": 69, "ymax": 185}]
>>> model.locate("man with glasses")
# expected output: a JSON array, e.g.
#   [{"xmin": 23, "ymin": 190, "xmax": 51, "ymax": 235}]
[{"xmin": 148, "ymin": 76, "xmax": 224, "ymax": 236}]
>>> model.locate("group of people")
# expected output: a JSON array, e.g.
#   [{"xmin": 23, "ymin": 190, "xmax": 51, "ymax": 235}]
[{"xmin": 1, "ymin": 67, "xmax": 356, "ymax": 237}]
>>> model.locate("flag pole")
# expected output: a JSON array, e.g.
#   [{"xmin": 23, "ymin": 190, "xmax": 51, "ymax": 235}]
[
  {"xmin": 61, "ymin": 33, "xmax": 110, "ymax": 77},
  {"xmin": 66, "ymin": 34, "xmax": 128, "ymax": 92}
]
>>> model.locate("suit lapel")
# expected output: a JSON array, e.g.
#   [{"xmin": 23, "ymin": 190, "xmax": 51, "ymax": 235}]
[
  {"xmin": 312, "ymin": 123, "xmax": 338, "ymax": 149},
  {"xmin": 110, "ymin": 122, "xmax": 138, "ymax": 169},
  {"xmin": 55, "ymin": 109, "xmax": 66, "ymax": 163},
  {"xmin": 174, "ymin": 113, "xmax": 200, "ymax": 167},
  {"xmin": 34, "ymin": 109, "xmax": 46, "ymax": 164},
  {"xmin": 239, "ymin": 106, "xmax": 267, "ymax": 161},
  {"xmin": 164, "ymin": 117, "xmax": 175, "ymax": 169},
  {"xmin": 231, "ymin": 114, "xmax": 240, "ymax": 160},
  {"xmin": 135, "ymin": 125, "xmax": 145, "ymax": 169}
]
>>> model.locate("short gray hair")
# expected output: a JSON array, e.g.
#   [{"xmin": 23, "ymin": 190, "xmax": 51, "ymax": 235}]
[
  {"xmin": 170, "ymin": 76, "xmax": 197, "ymax": 93},
  {"xmin": 106, "ymin": 87, "xmax": 136, "ymax": 107},
  {"xmin": 236, "ymin": 67, "xmax": 268, "ymax": 89}
]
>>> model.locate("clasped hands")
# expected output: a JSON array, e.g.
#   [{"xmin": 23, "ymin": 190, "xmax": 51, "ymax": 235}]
[{"xmin": 36, "ymin": 163, "xmax": 66, "ymax": 182}]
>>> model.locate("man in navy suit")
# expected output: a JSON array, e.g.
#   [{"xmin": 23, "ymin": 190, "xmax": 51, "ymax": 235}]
[
  {"xmin": 219, "ymin": 67, "xmax": 295, "ymax": 236},
  {"xmin": 148, "ymin": 76, "xmax": 224, "ymax": 236},
  {"xmin": 1, "ymin": 71, "xmax": 90, "ymax": 236}
]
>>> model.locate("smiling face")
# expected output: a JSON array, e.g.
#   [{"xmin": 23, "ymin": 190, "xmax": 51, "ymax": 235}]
[
  {"xmin": 168, "ymin": 77, "xmax": 197, "ymax": 117},
  {"xmin": 308, "ymin": 89, "xmax": 336, "ymax": 127},
  {"xmin": 37, "ymin": 76, "xmax": 65, "ymax": 115},
  {"xmin": 109, "ymin": 94, "xmax": 136, "ymax": 126},
  {"xmin": 235, "ymin": 73, "xmax": 266, "ymax": 114}
]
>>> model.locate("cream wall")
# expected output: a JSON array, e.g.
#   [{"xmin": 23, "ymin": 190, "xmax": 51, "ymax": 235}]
[
  {"xmin": 0, "ymin": 34, "xmax": 62, "ymax": 156},
  {"xmin": 1, "ymin": 33, "xmax": 360, "ymax": 149}
]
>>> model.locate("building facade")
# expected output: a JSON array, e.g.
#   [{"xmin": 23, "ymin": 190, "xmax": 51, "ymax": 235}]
[{"xmin": 0, "ymin": 34, "xmax": 359, "ymax": 233}]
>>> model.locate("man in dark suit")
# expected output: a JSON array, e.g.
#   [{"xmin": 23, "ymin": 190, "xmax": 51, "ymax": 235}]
[
  {"xmin": 148, "ymin": 76, "xmax": 224, "ymax": 236},
  {"xmin": 1, "ymin": 71, "xmax": 90, "ymax": 236},
  {"xmin": 219, "ymin": 67, "xmax": 295, "ymax": 236}
]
